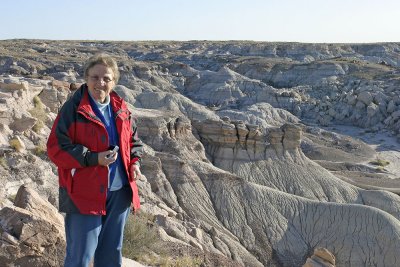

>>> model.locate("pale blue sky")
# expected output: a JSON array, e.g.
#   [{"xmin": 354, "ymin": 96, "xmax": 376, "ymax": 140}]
[{"xmin": 1, "ymin": 0, "xmax": 399, "ymax": 43}]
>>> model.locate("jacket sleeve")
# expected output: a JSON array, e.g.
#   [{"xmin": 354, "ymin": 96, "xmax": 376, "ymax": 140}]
[
  {"xmin": 129, "ymin": 117, "xmax": 144, "ymax": 167},
  {"xmin": 47, "ymin": 102, "xmax": 98, "ymax": 169}
]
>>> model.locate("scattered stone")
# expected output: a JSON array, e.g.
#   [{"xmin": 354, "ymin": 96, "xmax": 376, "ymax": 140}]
[
  {"xmin": 357, "ymin": 91, "xmax": 373, "ymax": 106},
  {"xmin": 0, "ymin": 81, "xmax": 29, "ymax": 91},
  {"xmin": 303, "ymin": 247, "xmax": 336, "ymax": 267},
  {"xmin": 0, "ymin": 187, "xmax": 65, "ymax": 267}
]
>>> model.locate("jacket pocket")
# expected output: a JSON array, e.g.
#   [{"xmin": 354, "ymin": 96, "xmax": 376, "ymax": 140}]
[{"xmin": 71, "ymin": 166, "xmax": 105, "ymax": 198}]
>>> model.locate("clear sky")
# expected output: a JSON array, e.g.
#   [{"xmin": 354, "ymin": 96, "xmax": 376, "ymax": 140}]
[{"xmin": 1, "ymin": 0, "xmax": 399, "ymax": 43}]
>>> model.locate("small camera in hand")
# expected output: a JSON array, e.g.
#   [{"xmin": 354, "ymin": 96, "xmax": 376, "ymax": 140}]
[{"xmin": 106, "ymin": 145, "xmax": 119, "ymax": 158}]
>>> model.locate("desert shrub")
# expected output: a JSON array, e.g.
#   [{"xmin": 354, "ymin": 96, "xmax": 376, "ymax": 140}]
[
  {"xmin": 375, "ymin": 166, "xmax": 385, "ymax": 172},
  {"xmin": 160, "ymin": 256, "xmax": 202, "ymax": 267},
  {"xmin": 140, "ymin": 254, "xmax": 202, "ymax": 267},
  {"xmin": 9, "ymin": 138, "xmax": 23, "ymax": 152},
  {"xmin": 369, "ymin": 158, "xmax": 390, "ymax": 167},
  {"xmin": 8, "ymin": 194, "xmax": 17, "ymax": 202},
  {"xmin": 33, "ymin": 142, "xmax": 47, "ymax": 157},
  {"xmin": 123, "ymin": 213, "xmax": 202, "ymax": 266},
  {"xmin": 32, "ymin": 120, "xmax": 45, "ymax": 133},
  {"xmin": 29, "ymin": 96, "xmax": 47, "ymax": 133},
  {"xmin": 0, "ymin": 156, "xmax": 8, "ymax": 169},
  {"xmin": 122, "ymin": 212, "xmax": 161, "ymax": 260}
]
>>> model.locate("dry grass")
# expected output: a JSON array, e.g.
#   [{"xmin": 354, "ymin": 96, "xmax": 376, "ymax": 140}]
[
  {"xmin": 369, "ymin": 158, "xmax": 390, "ymax": 167},
  {"xmin": 7, "ymin": 193, "xmax": 17, "ymax": 202},
  {"xmin": 9, "ymin": 138, "xmax": 23, "ymax": 152},
  {"xmin": 123, "ymin": 212, "xmax": 203, "ymax": 267},
  {"xmin": 32, "ymin": 120, "xmax": 45, "ymax": 133},
  {"xmin": 29, "ymin": 96, "xmax": 47, "ymax": 133},
  {"xmin": 138, "ymin": 254, "xmax": 202, "ymax": 267},
  {"xmin": 0, "ymin": 156, "xmax": 8, "ymax": 169},
  {"xmin": 33, "ymin": 142, "xmax": 47, "ymax": 158},
  {"xmin": 122, "ymin": 212, "xmax": 161, "ymax": 260}
]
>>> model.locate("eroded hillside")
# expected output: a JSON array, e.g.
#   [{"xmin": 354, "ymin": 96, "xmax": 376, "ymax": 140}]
[{"xmin": 1, "ymin": 40, "xmax": 400, "ymax": 266}]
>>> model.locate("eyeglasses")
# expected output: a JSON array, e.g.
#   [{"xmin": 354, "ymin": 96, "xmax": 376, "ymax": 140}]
[{"xmin": 89, "ymin": 76, "xmax": 114, "ymax": 84}]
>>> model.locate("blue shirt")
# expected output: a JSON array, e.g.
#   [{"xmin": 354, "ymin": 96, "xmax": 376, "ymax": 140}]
[{"xmin": 88, "ymin": 92, "xmax": 128, "ymax": 191}]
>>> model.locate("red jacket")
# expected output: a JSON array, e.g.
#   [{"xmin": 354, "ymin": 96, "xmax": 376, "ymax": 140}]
[{"xmin": 47, "ymin": 85, "xmax": 143, "ymax": 215}]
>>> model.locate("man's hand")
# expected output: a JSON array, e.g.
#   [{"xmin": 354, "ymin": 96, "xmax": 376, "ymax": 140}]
[
  {"xmin": 98, "ymin": 150, "xmax": 117, "ymax": 166},
  {"xmin": 130, "ymin": 164, "xmax": 142, "ymax": 181}
]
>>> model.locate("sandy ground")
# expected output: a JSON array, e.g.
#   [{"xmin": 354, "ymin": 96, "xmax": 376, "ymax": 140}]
[
  {"xmin": 323, "ymin": 125, "xmax": 400, "ymax": 177},
  {"xmin": 123, "ymin": 257, "xmax": 147, "ymax": 267},
  {"xmin": 315, "ymin": 125, "xmax": 400, "ymax": 192}
]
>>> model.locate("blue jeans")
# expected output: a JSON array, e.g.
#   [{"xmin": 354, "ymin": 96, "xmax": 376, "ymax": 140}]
[{"xmin": 64, "ymin": 186, "xmax": 132, "ymax": 267}]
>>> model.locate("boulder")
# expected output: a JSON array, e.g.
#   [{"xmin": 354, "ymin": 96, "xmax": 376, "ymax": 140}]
[
  {"xmin": 9, "ymin": 113, "xmax": 37, "ymax": 133},
  {"xmin": 387, "ymin": 100, "xmax": 397, "ymax": 113},
  {"xmin": 357, "ymin": 91, "xmax": 373, "ymax": 106},
  {"xmin": 367, "ymin": 103, "xmax": 379, "ymax": 117},
  {"xmin": 355, "ymin": 100, "xmax": 366, "ymax": 110},
  {"xmin": 303, "ymin": 247, "xmax": 336, "ymax": 267},
  {"xmin": 346, "ymin": 94, "xmax": 357, "ymax": 105},
  {"xmin": 0, "ymin": 81, "xmax": 29, "ymax": 91},
  {"xmin": 51, "ymin": 80, "xmax": 70, "ymax": 91},
  {"xmin": 0, "ymin": 207, "xmax": 65, "ymax": 266},
  {"xmin": 392, "ymin": 110, "xmax": 400, "ymax": 120},
  {"xmin": 14, "ymin": 185, "xmax": 64, "ymax": 231}
]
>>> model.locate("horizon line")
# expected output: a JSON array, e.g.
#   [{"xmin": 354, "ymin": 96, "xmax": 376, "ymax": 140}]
[{"xmin": 1, "ymin": 38, "xmax": 399, "ymax": 45}]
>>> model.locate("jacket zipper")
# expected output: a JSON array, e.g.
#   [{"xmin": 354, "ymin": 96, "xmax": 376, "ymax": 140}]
[{"xmin": 107, "ymin": 166, "xmax": 110, "ymax": 189}]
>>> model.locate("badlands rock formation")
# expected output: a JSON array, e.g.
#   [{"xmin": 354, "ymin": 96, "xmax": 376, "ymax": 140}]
[
  {"xmin": 1, "ymin": 40, "xmax": 400, "ymax": 266},
  {"xmin": 303, "ymin": 247, "xmax": 336, "ymax": 267},
  {"xmin": 0, "ymin": 185, "xmax": 65, "ymax": 266}
]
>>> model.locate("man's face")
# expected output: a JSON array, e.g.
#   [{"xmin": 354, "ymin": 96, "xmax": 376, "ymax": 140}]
[{"xmin": 86, "ymin": 64, "xmax": 115, "ymax": 103}]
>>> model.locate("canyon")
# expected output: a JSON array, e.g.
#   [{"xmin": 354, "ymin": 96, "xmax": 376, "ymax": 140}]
[{"xmin": 0, "ymin": 40, "xmax": 400, "ymax": 266}]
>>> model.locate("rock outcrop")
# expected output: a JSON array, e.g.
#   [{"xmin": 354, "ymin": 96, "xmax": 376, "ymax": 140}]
[
  {"xmin": 134, "ymin": 107, "xmax": 400, "ymax": 266},
  {"xmin": 303, "ymin": 247, "xmax": 336, "ymax": 267},
  {"xmin": 0, "ymin": 186, "xmax": 65, "ymax": 267}
]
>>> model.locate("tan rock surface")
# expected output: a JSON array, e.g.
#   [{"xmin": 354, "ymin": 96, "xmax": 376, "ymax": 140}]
[
  {"xmin": 14, "ymin": 185, "xmax": 64, "ymax": 232},
  {"xmin": 303, "ymin": 247, "xmax": 336, "ymax": 267},
  {"xmin": 0, "ymin": 200, "xmax": 65, "ymax": 266}
]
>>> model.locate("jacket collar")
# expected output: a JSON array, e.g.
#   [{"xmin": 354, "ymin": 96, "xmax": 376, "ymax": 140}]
[{"xmin": 76, "ymin": 84, "xmax": 126, "ymax": 117}]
